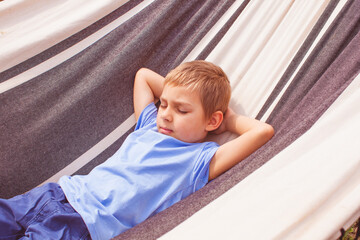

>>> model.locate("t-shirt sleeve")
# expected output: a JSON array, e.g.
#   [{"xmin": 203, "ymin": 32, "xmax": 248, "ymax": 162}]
[
  {"xmin": 135, "ymin": 102, "xmax": 157, "ymax": 130},
  {"xmin": 192, "ymin": 141, "xmax": 219, "ymax": 191}
]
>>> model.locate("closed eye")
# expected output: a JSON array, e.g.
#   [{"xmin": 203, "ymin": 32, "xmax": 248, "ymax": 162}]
[
  {"xmin": 178, "ymin": 109, "xmax": 188, "ymax": 114},
  {"xmin": 159, "ymin": 99, "xmax": 167, "ymax": 109}
]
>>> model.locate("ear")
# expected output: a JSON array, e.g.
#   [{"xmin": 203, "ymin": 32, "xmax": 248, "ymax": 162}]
[{"xmin": 205, "ymin": 111, "xmax": 223, "ymax": 131}]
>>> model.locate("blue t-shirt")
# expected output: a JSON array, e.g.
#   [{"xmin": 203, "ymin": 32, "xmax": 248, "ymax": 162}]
[{"xmin": 59, "ymin": 103, "xmax": 219, "ymax": 240}]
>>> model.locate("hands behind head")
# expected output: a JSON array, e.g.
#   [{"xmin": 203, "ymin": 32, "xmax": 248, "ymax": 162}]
[{"xmin": 211, "ymin": 107, "xmax": 234, "ymax": 135}]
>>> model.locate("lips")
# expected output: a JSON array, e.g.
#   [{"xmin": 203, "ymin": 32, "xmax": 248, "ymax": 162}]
[{"xmin": 159, "ymin": 126, "xmax": 173, "ymax": 135}]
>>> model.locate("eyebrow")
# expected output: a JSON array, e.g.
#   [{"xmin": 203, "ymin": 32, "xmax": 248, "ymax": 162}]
[{"xmin": 160, "ymin": 97, "xmax": 192, "ymax": 107}]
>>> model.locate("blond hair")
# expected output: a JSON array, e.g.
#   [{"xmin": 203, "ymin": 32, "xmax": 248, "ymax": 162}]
[{"xmin": 164, "ymin": 60, "xmax": 231, "ymax": 118}]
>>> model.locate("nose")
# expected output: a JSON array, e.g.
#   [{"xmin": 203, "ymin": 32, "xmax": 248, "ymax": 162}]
[{"xmin": 161, "ymin": 106, "xmax": 173, "ymax": 122}]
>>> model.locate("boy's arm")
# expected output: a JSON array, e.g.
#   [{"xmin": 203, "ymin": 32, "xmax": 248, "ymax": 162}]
[
  {"xmin": 208, "ymin": 108, "xmax": 274, "ymax": 181},
  {"xmin": 133, "ymin": 68, "xmax": 165, "ymax": 120}
]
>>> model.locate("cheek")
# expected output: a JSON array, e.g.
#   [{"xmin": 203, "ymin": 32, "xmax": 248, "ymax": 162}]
[
  {"xmin": 177, "ymin": 115, "xmax": 204, "ymax": 132},
  {"xmin": 156, "ymin": 115, "xmax": 162, "ymax": 129},
  {"xmin": 156, "ymin": 114, "xmax": 160, "ymax": 123}
]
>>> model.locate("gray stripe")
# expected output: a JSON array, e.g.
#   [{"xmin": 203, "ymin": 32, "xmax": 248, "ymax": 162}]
[
  {"xmin": 116, "ymin": 0, "xmax": 360, "ymax": 239},
  {"xmin": 267, "ymin": 0, "xmax": 360, "ymax": 127},
  {"xmin": 196, "ymin": 0, "xmax": 250, "ymax": 60},
  {"xmin": 0, "ymin": 0, "xmax": 234, "ymax": 199},
  {"xmin": 256, "ymin": 0, "xmax": 341, "ymax": 120},
  {"xmin": 0, "ymin": 0, "xmax": 143, "ymax": 82}
]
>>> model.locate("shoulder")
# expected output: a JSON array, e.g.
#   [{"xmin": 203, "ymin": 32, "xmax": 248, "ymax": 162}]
[
  {"xmin": 135, "ymin": 102, "xmax": 157, "ymax": 130},
  {"xmin": 190, "ymin": 141, "xmax": 219, "ymax": 189}
]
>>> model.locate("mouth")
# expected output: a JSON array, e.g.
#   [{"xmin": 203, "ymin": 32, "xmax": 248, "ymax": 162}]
[{"xmin": 158, "ymin": 126, "xmax": 173, "ymax": 135}]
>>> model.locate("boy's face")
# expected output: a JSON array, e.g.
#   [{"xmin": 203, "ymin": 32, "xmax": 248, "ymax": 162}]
[{"xmin": 157, "ymin": 84, "xmax": 209, "ymax": 143}]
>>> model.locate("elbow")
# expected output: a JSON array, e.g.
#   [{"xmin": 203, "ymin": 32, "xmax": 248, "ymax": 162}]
[
  {"xmin": 134, "ymin": 68, "xmax": 151, "ymax": 90},
  {"xmin": 253, "ymin": 122, "xmax": 274, "ymax": 143},
  {"xmin": 135, "ymin": 68, "xmax": 148, "ymax": 81},
  {"xmin": 262, "ymin": 123, "xmax": 275, "ymax": 142}
]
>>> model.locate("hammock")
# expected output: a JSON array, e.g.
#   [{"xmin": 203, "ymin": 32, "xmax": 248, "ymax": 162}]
[{"xmin": 1, "ymin": 0, "xmax": 359, "ymax": 239}]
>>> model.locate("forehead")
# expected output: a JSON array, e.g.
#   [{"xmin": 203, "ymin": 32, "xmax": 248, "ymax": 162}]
[{"xmin": 161, "ymin": 84, "xmax": 201, "ymax": 105}]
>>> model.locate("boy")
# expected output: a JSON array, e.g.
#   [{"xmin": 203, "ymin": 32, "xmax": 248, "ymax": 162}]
[{"xmin": 0, "ymin": 61, "xmax": 274, "ymax": 240}]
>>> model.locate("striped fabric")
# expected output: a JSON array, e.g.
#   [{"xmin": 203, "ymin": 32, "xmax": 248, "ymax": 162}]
[{"xmin": 0, "ymin": 0, "xmax": 359, "ymax": 239}]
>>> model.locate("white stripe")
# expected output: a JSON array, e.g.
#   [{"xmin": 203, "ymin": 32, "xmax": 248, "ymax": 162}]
[
  {"xmin": 202, "ymin": 0, "xmax": 329, "ymax": 146},
  {"xmin": 0, "ymin": 0, "xmax": 153, "ymax": 94},
  {"xmin": 218, "ymin": 0, "xmax": 329, "ymax": 118},
  {"xmin": 260, "ymin": 0, "xmax": 348, "ymax": 122},
  {"xmin": 183, "ymin": 0, "xmax": 246, "ymax": 62},
  {"xmin": 40, "ymin": 114, "xmax": 136, "ymax": 185},
  {"xmin": 0, "ymin": 0, "xmax": 129, "ymax": 71}
]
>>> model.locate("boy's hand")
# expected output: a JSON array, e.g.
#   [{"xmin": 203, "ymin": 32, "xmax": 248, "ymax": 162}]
[
  {"xmin": 212, "ymin": 107, "xmax": 234, "ymax": 135},
  {"xmin": 209, "ymin": 108, "xmax": 274, "ymax": 180}
]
